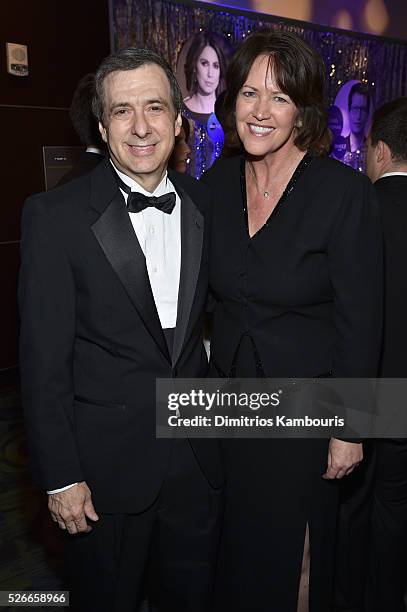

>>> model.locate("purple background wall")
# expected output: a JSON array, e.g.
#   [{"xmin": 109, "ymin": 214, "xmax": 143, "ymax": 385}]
[{"xmin": 204, "ymin": 0, "xmax": 407, "ymax": 40}]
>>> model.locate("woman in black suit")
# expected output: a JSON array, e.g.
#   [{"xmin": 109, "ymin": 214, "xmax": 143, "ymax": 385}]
[{"xmin": 202, "ymin": 31, "xmax": 382, "ymax": 611}]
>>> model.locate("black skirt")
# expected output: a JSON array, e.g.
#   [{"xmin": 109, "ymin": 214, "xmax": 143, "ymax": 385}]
[{"xmin": 212, "ymin": 335, "xmax": 339, "ymax": 612}]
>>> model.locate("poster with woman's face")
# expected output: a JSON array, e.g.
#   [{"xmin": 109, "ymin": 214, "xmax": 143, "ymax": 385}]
[
  {"xmin": 176, "ymin": 31, "xmax": 230, "ymax": 114},
  {"xmin": 175, "ymin": 31, "xmax": 232, "ymax": 179}
]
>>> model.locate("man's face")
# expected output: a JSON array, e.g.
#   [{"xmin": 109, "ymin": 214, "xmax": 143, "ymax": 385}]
[
  {"xmin": 349, "ymin": 92, "xmax": 369, "ymax": 137},
  {"xmin": 365, "ymin": 134, "xmax": 380, "ymax": 183},
  {"xmin": 99, "ymin": 64, "xmax": 181, "ymax": 190}
]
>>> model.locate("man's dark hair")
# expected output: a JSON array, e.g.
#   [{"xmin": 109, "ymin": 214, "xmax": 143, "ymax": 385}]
[
  {"xmin": 222, "ymin": 29, "xmax": 331, "ymax": 156},
  {"xmin": 370, "ymin": 97, "xmax": 407, "ymax": 162},
  {"xmin": 348, "ymin": 82, "xmax": 370, "ymax": 111},
  {"xmin": 70, "ymin": 73, "xmax": 104, "ymax": 147},
  {"xmin": 177, "ymin": 115, "xmax": 191, "ymax": 142},
  {"xmin": 184, "ymin": 31, "xmax": 230, "ymax": 97},
  {"xmin": 93, "ymin": 47, "xmax": 182, "ymax": 124}
]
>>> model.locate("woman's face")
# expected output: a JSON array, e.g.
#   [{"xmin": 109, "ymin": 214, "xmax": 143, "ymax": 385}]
[
  {"xmin": 195, "ymin": 45, "xmax": 220, "ymax": 96},
  {"xmin": 235, "ymin": 54, "xmax": 299, "ymax": 158}
]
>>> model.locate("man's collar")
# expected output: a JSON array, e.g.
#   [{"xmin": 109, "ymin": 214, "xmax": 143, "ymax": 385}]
[
  {"xmin": 86, "ymin": 146, "xmax": 104, "ymax": 154},
  {"xmin": 110, "ymin": 160, "xmax": 173, "ymax": 197},
  {"xmin": 379, "ymin": 171, "xmax": 407, "ymax": 179}
]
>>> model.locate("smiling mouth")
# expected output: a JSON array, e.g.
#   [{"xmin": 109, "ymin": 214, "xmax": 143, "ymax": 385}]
[
  {"xmin": 127, "ymin": 143, "xmax": 156, "ymax": 155},
  {"xmin": 248, "ymin": 124, "xmax": 274, "ymax": 136}
]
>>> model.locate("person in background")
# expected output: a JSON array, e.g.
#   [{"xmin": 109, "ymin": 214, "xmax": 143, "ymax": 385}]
[
  {"xmin": 214, "ymin": 91, "xmax": 242, "ymax": 160},
  {"xmin": 202, "ymin": 29, "xmax": 382, "ymax": 612},
  {"xmin": 364, "ymin": 97, "xmax": 407, "ymax": 612},
  {"xmin": 182, "ymin": 31, "xmax": 230, "ymax": 178},
  {"xmin": 58, "ymin": 73, "xmax": 106, "ymax": 185},
  {"xmin": 168, "ymin": 115, "xmax": 191, "ymax": 173}
]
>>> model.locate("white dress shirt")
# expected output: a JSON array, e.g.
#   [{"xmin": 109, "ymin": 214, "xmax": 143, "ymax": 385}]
[
  {"xmin": 48, "ymin": 162, "xmax": 182, "ymax": 494},
  {"xmin": 380, "ymin": 172, "xmax": 407, "ymax": 179},
  {"xmin": 114, "ymin": 163, "xmax": 181, "ymax": 328},
  {"xmin": 86, "ymin": 146, "xmax": 105, "ymax": 155}
]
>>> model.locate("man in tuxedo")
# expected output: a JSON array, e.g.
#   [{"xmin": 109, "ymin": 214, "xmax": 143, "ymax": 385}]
[
  {"xmin": 58, "ymin": 73, "xmax": 106, "ymax": 185},
  {"xmin": 364, "ymin": 97, "xmax": 407, "ymax": 612},
  {"xmin": 19, "ymin": 48, "xmax": 223, "ymax": 612}
]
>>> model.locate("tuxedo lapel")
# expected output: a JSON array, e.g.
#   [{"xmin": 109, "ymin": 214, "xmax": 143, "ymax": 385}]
[
  {"xmin": 89, "ymin": 160, "xmax": 170, "ymax": 362},
  {"xmin": 172, "ymin": 183, "xmax": 204, "ymax": 368}
]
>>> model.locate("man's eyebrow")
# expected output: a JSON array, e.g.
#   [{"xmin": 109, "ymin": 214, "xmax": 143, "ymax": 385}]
[
  {"xmin": 109, "ymin": 98, "xmax": 170, "ymax": 110},
  {"xmin": 145, "ymin": 97, "xmax": 170, "ymax": 107},
  {"xmin": 109, "ymin": 101, "xmax": 131, "ymax": 111}
]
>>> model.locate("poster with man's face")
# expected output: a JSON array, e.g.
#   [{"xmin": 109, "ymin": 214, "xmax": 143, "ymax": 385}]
[{"xmin": 328, "ymin": 80, "xmax": 373, "ymax": 172}]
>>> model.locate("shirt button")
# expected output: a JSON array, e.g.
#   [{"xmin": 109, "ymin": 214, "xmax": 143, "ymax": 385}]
[
  {"xmin": 152, "ymin": 267, "xmax": 158, "ymax": 274},
  {"xmin": 150, "ymin": 226, "xmax": 155, "ymax": 235}
]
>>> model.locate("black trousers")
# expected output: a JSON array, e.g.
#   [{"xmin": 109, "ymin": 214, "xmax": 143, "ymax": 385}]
[
  {"xmin": 335, "ymin": 442, "xmax": 375, "ymax": 612},
  {"xmin": 365, "ymin": 440, "xmax": 407, "ymax": 612},
  {"xmin": 64, "ymin": 439, "xmax": 222, "ymax": 612}
]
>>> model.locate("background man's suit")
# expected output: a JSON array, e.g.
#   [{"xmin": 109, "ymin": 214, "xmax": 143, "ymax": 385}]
[
  {"xmin": 19, "ymin": 157, "xmax": 223, "ymax": 610},
  {"xmin": 365, "ymin": 174, "xmax": 407, "ymax": 612}
]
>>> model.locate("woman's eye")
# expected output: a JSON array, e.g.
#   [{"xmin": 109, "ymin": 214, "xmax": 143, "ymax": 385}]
[
  {"xmin": 214, "ymin": 63, "xmax": 220, "ymax": 70},
  {"xmin": 200, "ymin": 60, "xmax": 208, "ymax": 66},
  {"xmin": 242, "ymin": 90, "xmax": 255, "ymax": 98},
  {"xmin": 274, "ymin": 96, "xmax": 288, "ymax": 103}
]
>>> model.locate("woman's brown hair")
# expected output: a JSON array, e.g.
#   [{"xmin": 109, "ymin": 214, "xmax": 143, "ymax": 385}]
[{"xmin": 223, "ymin": 30, "xmax": 331, "ymax": 155}]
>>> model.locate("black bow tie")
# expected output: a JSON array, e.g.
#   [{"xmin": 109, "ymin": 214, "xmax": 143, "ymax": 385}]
[{"xmin": 116, "ymin": 174, "xmax": 176, "ymax": 214}]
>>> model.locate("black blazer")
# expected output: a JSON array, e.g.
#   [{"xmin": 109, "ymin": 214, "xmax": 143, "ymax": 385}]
[
  {"xmin": 19, "ymin": 158, "xmax": 223, "ymax": 513},
  {"xmin": 376, "ymin": 175, "xmax": 407, "ymax": 377},
  {"xmin": 203, "ymin": 155, "xmax": 383, "ymax": 380}
]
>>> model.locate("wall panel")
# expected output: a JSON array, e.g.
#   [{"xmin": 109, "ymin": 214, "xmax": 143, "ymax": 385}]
[{"xmin": 0, "ymin": 0, "xmax": 111, "ymax": 380}]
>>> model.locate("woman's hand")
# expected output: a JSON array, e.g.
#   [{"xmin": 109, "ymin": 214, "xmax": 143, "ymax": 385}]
[{"xmin": 322, "ymin": 438, "xmax": 363, "ymax": 479}]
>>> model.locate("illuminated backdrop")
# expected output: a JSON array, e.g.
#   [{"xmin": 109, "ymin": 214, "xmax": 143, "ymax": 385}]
[
  {"xmin": 112, "ymin": 0, "xmax": 407, "ymax": 112},
  {"xmin": 202, "ymin": 0, "xmax": 406, "ymax": 40},
  {"xmin": 111, "ymin": 0, "xmax": 407, "ymax": 175}
]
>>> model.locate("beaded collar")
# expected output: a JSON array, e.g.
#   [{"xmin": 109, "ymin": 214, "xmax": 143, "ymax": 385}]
[{"xmin": 240, "ymin": 152, "xmax": 314, "ymax": 239}]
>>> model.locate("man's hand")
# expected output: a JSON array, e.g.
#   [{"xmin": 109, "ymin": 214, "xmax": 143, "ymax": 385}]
[
  {"xmin": 48, "ymin": 481, "xmax": 99, "ymax": 534},
  {"xmin": 322, "ymin": 438, "xmax": 363, "ymax": 480}
]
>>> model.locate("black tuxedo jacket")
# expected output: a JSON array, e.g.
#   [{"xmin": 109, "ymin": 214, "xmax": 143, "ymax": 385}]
[
  {"xmin": 19, "ymin": 158, "xmax": 223, "ymax": 513},
  {"xmin": 376, "ymin": 175, "xmax": 407, "ymax": 377}
]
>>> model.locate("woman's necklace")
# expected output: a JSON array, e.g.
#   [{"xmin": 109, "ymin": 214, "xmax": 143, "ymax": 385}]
[{"xmin": 248, "ymin": 161, "xmax": 271, "ymax": 199}]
